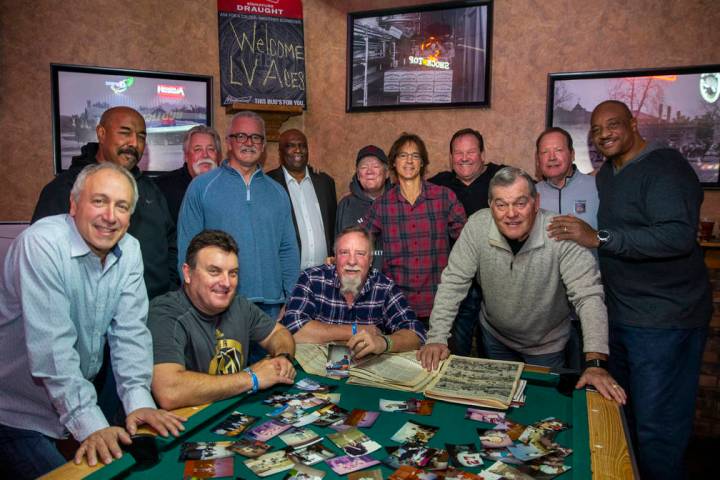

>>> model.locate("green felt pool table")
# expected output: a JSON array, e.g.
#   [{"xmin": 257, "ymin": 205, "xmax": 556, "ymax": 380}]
[{"xmin": 43, "ymin": 369, "xmax": 636, "ymax": 479}]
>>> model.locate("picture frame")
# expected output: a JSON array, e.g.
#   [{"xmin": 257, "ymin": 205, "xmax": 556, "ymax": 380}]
[
  {"xmin": 51, "ymin": 64, "xmax": 213, "ymax": 175},
  {"xmin": 546, "ymin": 65, "xmax": 720, "ymax": 188},
  {"xmin": 346, "ymin": 0, "xmax": 493, "ymax": 112}
]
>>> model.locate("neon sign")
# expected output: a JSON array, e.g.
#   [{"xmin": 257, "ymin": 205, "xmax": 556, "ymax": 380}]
[{"xmin": 408, "ymin": 56, "xmax": 450, "ymax": 70}]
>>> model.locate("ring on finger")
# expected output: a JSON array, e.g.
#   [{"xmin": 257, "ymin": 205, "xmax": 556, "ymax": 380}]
[{"xmin": 564, "ymin": 226, "xmax": 568, "ymax": 232}]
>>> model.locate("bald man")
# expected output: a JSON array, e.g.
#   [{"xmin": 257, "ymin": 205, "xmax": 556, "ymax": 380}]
[
  {"xmin": 33, "ymin": 106, "xmax": 178, "ymax": 299},
  {"xmin": 267, "ymin": 129, "xmax": 337, "ymax": 269}
]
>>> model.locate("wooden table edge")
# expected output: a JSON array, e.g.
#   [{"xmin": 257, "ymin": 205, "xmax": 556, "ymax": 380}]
[
  {"xmin": 40, "ymin": 404, "xmax": 210, "ymax": 480},
  {"xmin": 586, "ymin": 390, "xmax": 637, "ymax": 479}
]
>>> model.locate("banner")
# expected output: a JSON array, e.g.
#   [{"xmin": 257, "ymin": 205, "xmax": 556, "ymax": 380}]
[{"xmin": 218, "ymin": 0, "xmax": 306, "ymax": 107}]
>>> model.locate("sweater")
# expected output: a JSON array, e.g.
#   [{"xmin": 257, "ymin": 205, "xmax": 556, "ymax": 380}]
[
  {"xmin": 536, "ymin": 166, "xmax": 599, "ymax": 229},
  {"xmin": 428, "ymin": 208, "xmax": 608, "ymax": 356},
  {"xmin": 177, "ymin": 161, "xmax": 300, "ymax": 304},
  {"xmin": 596, "ymin": 144, "xmax": 711, "ymax": 328}
]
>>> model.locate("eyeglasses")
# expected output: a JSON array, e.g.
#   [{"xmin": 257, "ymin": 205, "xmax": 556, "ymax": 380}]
[
  {"xmin": 397, "ymin": 152, "xmax": 421, "ymax": 161},
  {"xmin": 228, "ymin": 132, "xmax": 265, "ymax": 144}
]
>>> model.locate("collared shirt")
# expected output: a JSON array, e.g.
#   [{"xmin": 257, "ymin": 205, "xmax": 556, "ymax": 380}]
[
  {"xmin": 281, "ymin": 264, "xmax": 426, "ymax": 342},
  {"xmin": 363, "ymin": 181, "xmax": 466, "ymax": 317},
  {"xmin": 283, "ymin": 166, "xmax": 328, "ymax": 269},
  {"xmin": 537, "ymin": 166, "xmax": 599, "ymax": 229},
  {"xmin": 0, "ymin": 215, "xmax": 154, "ymax": 441}
]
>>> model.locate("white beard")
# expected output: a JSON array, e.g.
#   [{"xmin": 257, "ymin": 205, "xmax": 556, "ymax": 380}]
[{"xmin": 339, "ymin": 274, "xmax": 363, "ymax": 297}]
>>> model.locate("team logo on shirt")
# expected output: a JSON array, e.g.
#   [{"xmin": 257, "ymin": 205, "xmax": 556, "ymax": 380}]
[
  {"xmin": 574, "ymin": 200, "xmax": 587, "ymax": 214},
  {"xmin": 209, "ymin": 329, "xmax": 244, "ymax": 375}
]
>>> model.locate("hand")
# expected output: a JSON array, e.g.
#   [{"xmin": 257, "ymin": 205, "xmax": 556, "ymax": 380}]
[
  {"xmin": 74, "ymin": 426, "xmax": 130, "ymax": 466},
  {"xmin": 126, "ymin": 407, "xmax": 186, "ymax": 438},
  {"xmin": 324, "ymin": 256, "xmax": 336, "ymax": 265},
  {"xmin": 251, "ymin": 357, "xmax": 296, "ymax": 390},
  {"xmin": 575, "ymin": 367, "xmax": 627, "ymax": 404},
  {"xmin": 547, "ymin": 215, "xmax": 598, "ymax": 248},
  {"xmin": 347, "ymin": 330, "xmax": 386, "ymax": 359},
  {"xmin": 416, "ymin": 343, "xmax": 450, "ymax": 372}
]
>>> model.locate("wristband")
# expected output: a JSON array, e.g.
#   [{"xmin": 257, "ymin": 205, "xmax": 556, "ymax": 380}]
[
  {"xmin": 382, "ymin": 335, "xmax": 393, "ymax": 353},
  {"xmin": 352, "ymin": 323, "xmax": 358, "ymax": 335},
  {"xmin": 584, "ymin": 358, "xmax": 608, "ymax": 370},
  {"xmin": 244, "ymin": 367, "xmax": 259, "ymax": 393}
]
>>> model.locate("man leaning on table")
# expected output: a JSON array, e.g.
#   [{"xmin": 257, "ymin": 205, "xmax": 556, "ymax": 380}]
[
  {"xmin": 417, "ymin": 167, "xmax": 626, "ymax": 405},
  {"xmin": 281, "ymin": 226, "xmax": 426, "ymax": 358},
  {"xmin": 0, "ymin": 163, "xmax": 184, "ymax": 479},
  {"xmin": 148, "ymin": 230, "xmax": 296, "ymax": 411}
]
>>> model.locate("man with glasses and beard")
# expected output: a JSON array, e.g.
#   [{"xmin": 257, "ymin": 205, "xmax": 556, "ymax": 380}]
[
  {"xmin": 177, "ymin": 111, "xmax": 299, "ymax": 323},
  {"xmin": 281, "ymin": 226, "xmax": 425, "ymax": 359},
  {"xmin": 155, "ymin": 125, "xmax": 222, "ymax": 224},
  {"xmin": 33, "ymin": 106, "xmax": 178, "ymax": 300}
]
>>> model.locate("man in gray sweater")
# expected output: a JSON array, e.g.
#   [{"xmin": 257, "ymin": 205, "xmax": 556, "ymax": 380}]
[{"xmin": 417, "ymin": 167, "xmax": 625, "ymax": 404}]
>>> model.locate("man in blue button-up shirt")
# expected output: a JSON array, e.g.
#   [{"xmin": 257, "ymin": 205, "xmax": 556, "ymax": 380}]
[{"xmin": 0, "ymin": 163, "xmax": 185, "ymax": 479}]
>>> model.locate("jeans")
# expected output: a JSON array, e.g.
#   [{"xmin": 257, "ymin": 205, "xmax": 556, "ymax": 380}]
[
  {"xmin": 609, "ymin": 322, "xmax": 708, "ymax": 480},
  {"xmin": 0, "ymin": 423, "xmax": 66, "ymax": 479},
  {"xmin": 248, "ymin": 302, "xmax": 283, "ymax": 364},
  {"xmin": 448, "ymin": 284, "xmax": 482, "ymax": 357},
  {"xmin": 480, "ymin": 323, "xmax": 566, "ymax": 369}
]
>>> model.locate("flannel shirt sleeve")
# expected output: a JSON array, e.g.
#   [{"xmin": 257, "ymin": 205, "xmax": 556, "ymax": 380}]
[{"xmin": 280, "ymin": 270, "xmax": 317, "ymax": 333}]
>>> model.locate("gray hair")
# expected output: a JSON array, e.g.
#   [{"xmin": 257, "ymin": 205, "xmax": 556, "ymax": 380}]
[
  {"xmin": 71, "ymin": 163, "xmax": 139, "ymax": 213},
  {"xmin": 334, "ymin": 225, "xmax": 375, "ymax": 258},
  {"xmin": 182, "ymin": 125, "xmax": 222, "ymax": 156},
  {"xmin": 227, "ymin": 111, "xmax": 266, "ymax": 138},
  {"xmin": 488, "ymin": 167, "xmax": 537, "ymax": 204}
]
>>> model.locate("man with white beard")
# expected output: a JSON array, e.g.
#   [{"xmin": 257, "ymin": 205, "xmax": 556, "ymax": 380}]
[
  {"xmin": 281, "ymin": 226, "xmax": 426, "ymax": 358},
  {"xmin": 155, "ymin": 125, "xmax": 222, "ymax": 224}
]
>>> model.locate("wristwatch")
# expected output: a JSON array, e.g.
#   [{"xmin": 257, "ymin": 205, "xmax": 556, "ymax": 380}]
[
  {"xmin": 596, "ymin": 229, "xmax": 611, "ymax": 247},
  {"xmin": 584, "ymin": 358, "xmax": 608, "ymax": 370}
]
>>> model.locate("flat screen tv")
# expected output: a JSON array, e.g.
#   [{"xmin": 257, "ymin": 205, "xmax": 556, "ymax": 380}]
[
  {"xmin": 51, "ymin": 64, "xmax": 213, "ymax": 175},
  {"xmin": 347, "ymin": 0, "xmax": 493, "ymax": 112},
  {"xmin": 547, "ymin": 65, "xmax": 720, "ymax": 189}
]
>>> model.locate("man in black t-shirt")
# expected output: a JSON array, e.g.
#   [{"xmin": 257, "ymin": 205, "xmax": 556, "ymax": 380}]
[
  {"xmin": 428, "ymin": 128, "xmax": 505, "ymax": 356},
  {"xmin": 148, "ymin": 230, "xmax": 296, "ymax": 411}
]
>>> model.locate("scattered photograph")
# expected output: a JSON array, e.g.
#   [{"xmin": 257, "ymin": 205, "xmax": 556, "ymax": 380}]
[
  {"xmin": 328, "ymin": 427, "xmax": 381, "ymax": 457},
  {"xmin": 295, "ymin": 378, "xmax": 334, "ymax": 392},
  {"xmin": 326, "ymin": 344, "xmax": 353, "ymax": 377},
  {"xmin": 482, "ymin": 460, "xmax": 534, "ymax": 480},
  {"xmin": 438, "ymin": 468, "xmax": 484, "ymax": 480},
  {"xmin": 183, "ymin": 457, "xmax": 234, "ymax": 479},
  {"xmin": 230, "ymin": 438, "xmax": 272, "ymax": 458},
  {"xmin": 179, "ymin": 441, "xmax": 235, "ymax": 461},
  {"xmin": 244, "ymin": 450, "xmax": 295, "ymax": 477},
  {"xmin": 347, "ymin": 468, "xmax": 384, "ymax": 480},
  {"xmin": 507, "ymin": 443, "xmax": 549, "ymax": 462},
  {"xmin": 446, "ymin": 443, "xmax": 483, "ymax": 468},
  {"xmin": 312, "ymin": 404, "xmax": 349, "ymax": 427},
  {"xmin": 284, "ymin": 463, "xmax": 327, "ymax": 480},
  {"xmin": 426, "ymin": 449, "xmax": 449, "ymax": 471},
  {"xmin": 388, "ymin": 465, "xmax": 439, "ymax": 480},
  {"xmin": 287, "ymin": 442, "xmax": 337, "ymax": 466},
  {"xmin": 478, "ymin": 429, "xmax": 513, "ymax": 449},
  {"xmin": 407, "ymin": 399, "xmax": 436, "ymax": 416},
  {"xmin": 326, "ymin": 454, "xmax": 381, "ymax": 475},
  {"xmin": 380, "ymin": 399, "xmax": 410, "ymax": 412},
  {"xmin": 268, "ymin": 405, "xmax": 310, "ymax": 426},
  {"xmin": 343, "ymin": 409, "xmax": 380, "ymax": 428},
  {"xmin": 464, "ymin": 408, "xmax": 506, "ymax": 425},
  {"xmin": 480, "ymin": 448, "xmax": 522, "ymax": 465},
  {"xmin": 279, "ymin": 427, "xmax": 322, "ymax": 449},
  {"xmin": 383, "ymin": 443, "xmax": 435, "ymax": 469},
  {"xmin": 392, "ymin": 420, "xmax": 439, "ymax": 444},
  {"xmin": 212, "ymin": 411, "xmax": 258, "ymax": 436},
  {"xmin": 264, "ymin": 392, "xmax": 327, "ymax": 409},
  {"xmin": 493, "ymin": 419, "xmax": 526, "ymax": 441},
  {"xmin": 246, "ymin": 419, "xmax": 292, "ymax": 442}
]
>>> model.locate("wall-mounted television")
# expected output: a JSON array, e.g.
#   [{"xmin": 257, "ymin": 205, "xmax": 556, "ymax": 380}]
[
  {"xmin": 347, "ymin": 0, "xmax": 493, "ymax": 112},
  {"xmin": 547, "ymin": 64, "xmax": 720, "ymax": 189},
  {"xmin": 51, "ymin": 64, "xmax": 213, "ymax": 175}
]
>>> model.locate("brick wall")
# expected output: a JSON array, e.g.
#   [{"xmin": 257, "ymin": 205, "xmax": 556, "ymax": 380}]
[{"xmin": 695, "ymin": 270, "xmax": 720, "ymax": 437}]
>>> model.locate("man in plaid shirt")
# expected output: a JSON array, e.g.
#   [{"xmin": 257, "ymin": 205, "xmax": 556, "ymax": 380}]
[
  {"xmin": 363, "ymin": 133, "xmax": 467, "ymax": 324},
  {"xmin": 281, "ymin": 226, "xmax": 426, "ymax": 359}
]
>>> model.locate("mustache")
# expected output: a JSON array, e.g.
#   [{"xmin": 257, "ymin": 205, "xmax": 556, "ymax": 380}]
[{"xmin": 118, "ymin": 147, "xmax": 139, "ymax": 160}]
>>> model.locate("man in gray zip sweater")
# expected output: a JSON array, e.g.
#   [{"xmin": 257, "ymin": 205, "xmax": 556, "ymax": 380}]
[{"xmin": 418, "ymin": 167, "xmax": 626, "ymax": 404}]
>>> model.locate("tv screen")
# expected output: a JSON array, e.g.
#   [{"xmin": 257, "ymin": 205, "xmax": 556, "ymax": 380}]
[
  {"xmin": 547, "ymin": 65, "xmax": 720, "ymax": 188},
  {"xmin": 51, "ymin": 64, "xmax": 213, "ymax": 174},
  {"xmin": 347, "ymin": 0, "xmax": 492, "ymax": 111}
]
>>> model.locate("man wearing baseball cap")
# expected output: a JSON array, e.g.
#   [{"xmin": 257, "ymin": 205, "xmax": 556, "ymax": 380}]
[{"xmin": 336, "ymin": 145, "xmax": 392, "ymax": 270}]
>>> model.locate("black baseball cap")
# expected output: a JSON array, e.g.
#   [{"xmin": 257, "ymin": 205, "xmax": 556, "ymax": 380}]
[{"xmin": 356, "ymin": 145, "xmax": 388, "ymax": 166}]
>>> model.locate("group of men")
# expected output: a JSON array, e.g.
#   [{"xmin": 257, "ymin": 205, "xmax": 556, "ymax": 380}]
[{"xmin": 0, "ymin": 100, "xmax": 710, "ymax": 480}]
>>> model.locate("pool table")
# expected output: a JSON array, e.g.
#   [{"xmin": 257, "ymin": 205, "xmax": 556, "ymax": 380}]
[{"xmin": 42, "ymin": 369, "xmax": 636, "ymax": 479}]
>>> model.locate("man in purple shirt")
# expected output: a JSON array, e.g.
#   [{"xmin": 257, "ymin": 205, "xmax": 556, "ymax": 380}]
[{"xmin": 281, "ymin": 226, "xmax": 425, "ymax": 359}]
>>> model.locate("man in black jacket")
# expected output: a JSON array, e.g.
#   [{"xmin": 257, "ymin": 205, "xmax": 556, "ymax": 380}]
[
  {"xmin": 32, "ymin": 106, "xmax": 179, "ymax": 300},
  {"xmin": 267, "ymin": 129, "xmax": 336, "ymax": 270}
]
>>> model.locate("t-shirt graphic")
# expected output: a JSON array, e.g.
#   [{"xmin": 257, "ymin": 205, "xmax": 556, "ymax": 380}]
[{"xmin": 208, "ymin": 329, "xmax": 244, "ymax": 375}]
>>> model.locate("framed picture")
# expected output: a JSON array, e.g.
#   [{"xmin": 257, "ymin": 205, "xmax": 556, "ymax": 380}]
[
  {"xmin": 347, "ymin": 0, "xmax": 493, "ymax": 112},
  {"xmin": 546, "ymin": 65, "xmax": 720, "ymax": 188},
  {"xmin": 51, "ymin": 64, "xmax": 213, "ymax": 175}
]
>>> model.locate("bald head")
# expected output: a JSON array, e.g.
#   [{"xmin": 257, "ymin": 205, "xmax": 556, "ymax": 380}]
[
  {"xmin": 279, "ymin": 129, "xmax": 309, "ymax": 176},
  {"xmin": 96, "ymin": 107, "xmax": 147, "ymax": 170}
]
